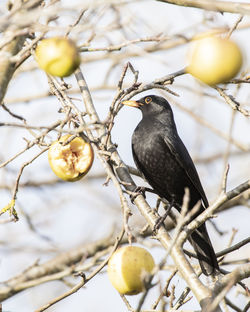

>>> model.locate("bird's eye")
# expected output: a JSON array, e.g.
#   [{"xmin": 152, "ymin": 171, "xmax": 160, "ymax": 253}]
[{"xmin": 145, "ymin": 97, "xmax": 152, "ymax": 104}]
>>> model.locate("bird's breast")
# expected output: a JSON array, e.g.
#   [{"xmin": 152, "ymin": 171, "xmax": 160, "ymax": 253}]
[{"xmin": 132, "ymin": 124, "xmax": 199, "ymax": 206}]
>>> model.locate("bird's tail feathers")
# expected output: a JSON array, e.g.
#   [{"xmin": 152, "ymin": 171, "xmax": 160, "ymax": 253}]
[{"xmin": 189, "ymin": 224, "xmax": 219, "ymax": 276}]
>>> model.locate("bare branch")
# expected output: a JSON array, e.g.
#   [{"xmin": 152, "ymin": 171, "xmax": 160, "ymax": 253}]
[
  {"xmin": 35, "ymin": 229, "xmax": 125, "ymax": 312},
  {"xmin": 157, "ymin": 0, "xmax": 250, "ymax": 15},
  {"xmin": 177, "ymin": 180, "xmax": 250, "ymax": 247}
]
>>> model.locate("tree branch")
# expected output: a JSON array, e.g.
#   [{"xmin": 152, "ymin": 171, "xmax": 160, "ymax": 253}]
[
  {"xmin": 0, "ymin": 0, "xmax": 42, "ymax": 103},
  {"xmin": 157, "ymin": 0, "xmax": 250, "ymax": 15}
]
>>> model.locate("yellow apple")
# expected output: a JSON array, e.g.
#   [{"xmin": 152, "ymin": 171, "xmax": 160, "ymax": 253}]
[
  {"xmin": 48, "ymin": 135, "xmax": 94, "ymax": 182},
  {"xmin": 107, "ymin": 246, "xmax": 155, "ymax": 295},
  {"xmin": 187, "ymin": 33, "xmax": 243, "ymax": 85},
  {"xmin": 35, "ymin": 37, "xmax": 80, "ymax": 77}
]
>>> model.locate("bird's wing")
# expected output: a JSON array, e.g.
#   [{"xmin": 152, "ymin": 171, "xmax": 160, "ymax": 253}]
[
  {"xmin": 163, "ymin": 134, "xmax": 209, "ymax": 208},
  {"xmin": 132, "ymin": 146, "xmax": 147, "ymax": 180}
]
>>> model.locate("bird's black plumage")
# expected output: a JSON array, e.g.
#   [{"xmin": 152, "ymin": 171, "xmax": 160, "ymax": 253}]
[{"xmin": 123, "ymin": 95, "xmax": 219, "ymax": 276}]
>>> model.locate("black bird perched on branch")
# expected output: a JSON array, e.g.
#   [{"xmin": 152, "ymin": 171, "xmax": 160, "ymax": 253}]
[{"xmin": 123, "ymin": 95, "xmax": 219, "ymax": 276}]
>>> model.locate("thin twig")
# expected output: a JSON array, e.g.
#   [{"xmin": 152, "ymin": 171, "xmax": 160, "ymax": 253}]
[
  {"xmin": 214, "ymin": 86, "xmax": 250, "ymax": 117},
  {"xmin": 216, "ymin": 237, "xmax": 250, "ymax": 258},
  {"xmin": 152, "ymin": 269, "xmax": 178, "ymax": 309},
  {"xmin": 35, "ymin": 229, "xmax": 125, "ymax": 312}
]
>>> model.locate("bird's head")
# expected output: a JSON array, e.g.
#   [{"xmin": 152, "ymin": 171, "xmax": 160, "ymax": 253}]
[{"xmin": 122, "ymin": 95, "xmax": 173, "ymax": 118}]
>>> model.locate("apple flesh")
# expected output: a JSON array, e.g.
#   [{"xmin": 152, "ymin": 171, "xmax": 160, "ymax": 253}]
[
  {"xmin": 107, "ymin": 246, "xmax": 155, "ymax": 295},
  {"xmin": 48, "ymin": 135, "xmax": 94, "ymax": 182},
  {"xmin": 35, "ymin": 37, "xmax": 80, "ymax": 77},
  {"xmin": 187, "ymin": 33, "xmax": 243, "ymax": 85}
]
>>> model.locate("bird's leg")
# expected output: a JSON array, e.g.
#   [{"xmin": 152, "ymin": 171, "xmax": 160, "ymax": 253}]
[
  {"xmin": 127, "ymin": 186, "xmax": 156, "ymax": 204},
  {"xmin": 153, "ymin": 200, "xmax": 174, "ymax": 233},
  {"xmin": 127, "ymin": 186, "xmax": 147, "ymax": 203},
  {"xmin": 153, "ymin": 198, "xmax": 162, "ymax": 213}
]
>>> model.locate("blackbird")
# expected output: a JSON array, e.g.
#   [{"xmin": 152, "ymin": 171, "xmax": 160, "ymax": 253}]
[{"xmin": 123, "ymin": 95, "xmax": 219, "ymax": 276}]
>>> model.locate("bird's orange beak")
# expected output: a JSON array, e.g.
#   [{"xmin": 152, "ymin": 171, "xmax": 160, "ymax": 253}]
[{"xmin": 122, "ymin": 100, "xmax": 143, "ymax": 108}]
